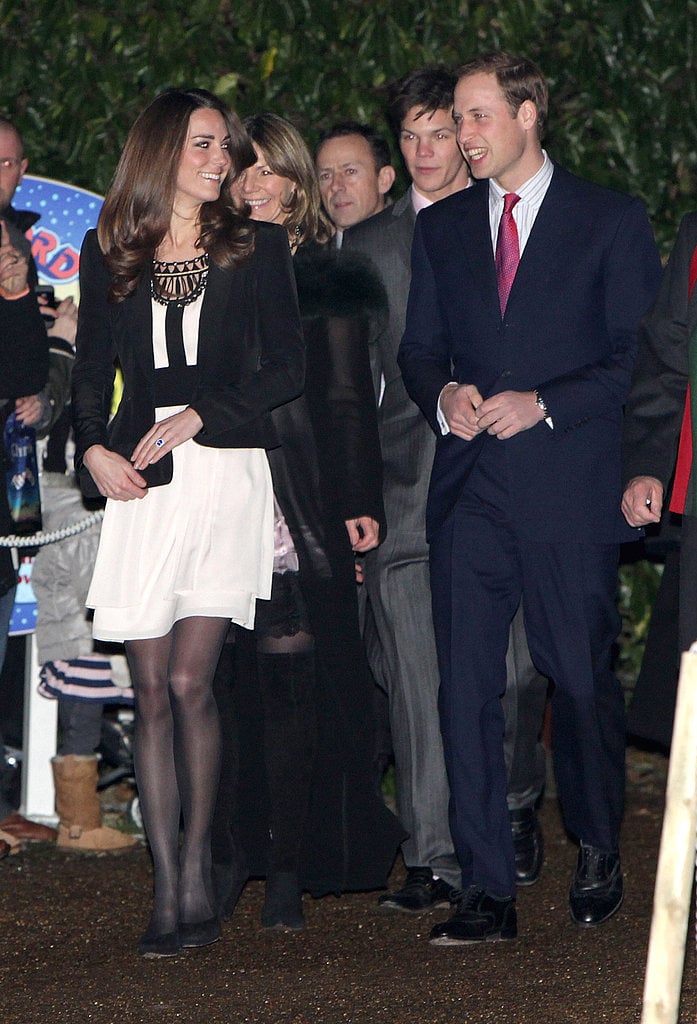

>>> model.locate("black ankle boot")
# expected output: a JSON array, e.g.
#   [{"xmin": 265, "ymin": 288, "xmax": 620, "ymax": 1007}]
[
  {"xmin": 212, "ymin": 858, "xmax": 249, "ymax": 919},
  {"xmin": 262, "ymin": 871, "xmax": 304, "ymax": 931}
]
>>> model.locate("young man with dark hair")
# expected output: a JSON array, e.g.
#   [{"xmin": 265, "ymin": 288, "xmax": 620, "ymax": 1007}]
[
  {"xmin": 399, "ymin": 52, "xmax": 661, "ymax": 942},
  {"xmin": 343, "ymin": 65, "xmax": 550, "ymax": 916}
]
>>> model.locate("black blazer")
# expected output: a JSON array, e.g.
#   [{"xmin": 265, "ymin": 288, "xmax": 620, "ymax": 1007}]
[{"xmin": 72, "ymin": 221, "xmax": 304, "ymax": 493}]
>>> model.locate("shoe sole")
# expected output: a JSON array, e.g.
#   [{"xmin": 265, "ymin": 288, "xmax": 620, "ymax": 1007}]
[
  {"xmin": 377, "ymin": 899, "xmax": 452, "ymax": 916},
  {"xmin": 430, "ymin": 931, "xmax": 517, "ymax": 946},
  {"xmin": 141, "ymin": 949, "xmax": 181, "ymax": 958},
  {"xmin": 181, "ymin": 935, "xmax": 221, "ymax": 949},
  {"xmin": 516, "ymin": 873, "xmax": 542, "ymax": 888}
]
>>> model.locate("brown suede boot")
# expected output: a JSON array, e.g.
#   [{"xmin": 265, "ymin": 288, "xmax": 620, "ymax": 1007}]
[{"xmin": 51, "ymin": 755, "xmax": 139, "ymax": 854}]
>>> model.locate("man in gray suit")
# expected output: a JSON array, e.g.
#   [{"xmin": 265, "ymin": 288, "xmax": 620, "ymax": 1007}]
[{"xmin": 341, "ymin": 67, "xmax": 550, "ymax": 912}]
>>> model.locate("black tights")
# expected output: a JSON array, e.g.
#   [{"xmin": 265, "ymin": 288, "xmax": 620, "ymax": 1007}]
[{"xmin": 126, "ymin": 616, "xmax": 229, "ymax": 933}]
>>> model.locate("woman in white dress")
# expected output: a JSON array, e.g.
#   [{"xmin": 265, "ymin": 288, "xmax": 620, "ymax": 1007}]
[{"xmin": 71, "ymin": 89, "xmax": 304, "ymax": 957}]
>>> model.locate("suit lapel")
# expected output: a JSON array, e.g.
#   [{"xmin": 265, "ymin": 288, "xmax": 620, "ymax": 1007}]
[
  {"xmin": 506, "ymin": 167, "xmax": 576, "ymax": 310},
  {"xmin": 197, "ymin": 262, "xmax": 231, "ymax": 366},
  {"xmin": 454, "ymin": 181, "xmax": 500, "ymax": 322},
  {"xmin": 388, "ymin": 193, "xmax": 416, "ymax": 270},
  {"xmin": 129, "ymin": 271, "xmax": 155, "ymax": 375}
]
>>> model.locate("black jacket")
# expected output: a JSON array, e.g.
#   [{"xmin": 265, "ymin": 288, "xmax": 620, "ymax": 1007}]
[{"xmin": 71, "ymin": 221, "xmax": 305, "ymax": 495}]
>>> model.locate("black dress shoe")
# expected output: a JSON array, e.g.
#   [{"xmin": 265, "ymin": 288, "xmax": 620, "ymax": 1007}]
[
  {"xmin": 179, "ymin": 917, "xmax": 221, "ymax": 949},
  {"xmin": 378, "ymin": 867, "xmax": 457, "ymax": 914},
  {"xmin": 429, "ymin": 885, "xmax": 517, "ymax": 945},
  {"xmin": 569, "ymin": 843, "xmax": 623, "ymax": 926},
  {"xmin": 510, "ymin": 807, "xmax": 544, "ymax": 886},
  {"xmin": 138, "ymin": 926, "xmax": 181, "ymax": 958}
]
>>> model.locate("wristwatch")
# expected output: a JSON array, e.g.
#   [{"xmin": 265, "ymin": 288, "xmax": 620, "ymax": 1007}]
[{"xmin": 534, "ymin": 390, "xmax": 553, "ymax": 428}]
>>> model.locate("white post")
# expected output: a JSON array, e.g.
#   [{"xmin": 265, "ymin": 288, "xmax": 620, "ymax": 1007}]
[
  {"xmin": 640, "ymin": 647, "xmax": 697, "ymax": 1024},
  {"xmin": 20, "ymin": 632, "xmax": 58, "ymax": 822}
]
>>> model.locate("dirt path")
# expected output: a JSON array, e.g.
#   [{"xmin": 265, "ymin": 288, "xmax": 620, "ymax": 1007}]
[{"xmin": 1, "ymin": 748, "xmax": 694, "ymax": 1024}]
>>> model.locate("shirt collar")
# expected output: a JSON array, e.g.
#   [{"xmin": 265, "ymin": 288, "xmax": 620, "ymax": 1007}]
[
  {"xmin": 489, "ymin": 150, "xmax": 553, "ymax": 204},
  {"xmin": 410, "ymin": 184, "xmax": 434, "ymax": 214}
]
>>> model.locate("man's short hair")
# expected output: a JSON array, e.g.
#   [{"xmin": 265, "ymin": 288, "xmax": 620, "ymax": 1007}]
[
  {"xmin": 0, "ymin": 116, "xmax": 24, "ymax": 155},
  {"xmin": 455, "ymin": 52, "xmax": 548, "ymax": 139},
  {"xmin": 387, "ymin": 66, "xmax": 457, "ymax": 133},
  {"xmin": 316, "ymin": 122, "xmax": 392, "ymax": 174}
]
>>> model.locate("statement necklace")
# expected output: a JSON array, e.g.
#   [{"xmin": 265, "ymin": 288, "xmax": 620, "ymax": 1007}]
[{"xmin": 151, "ymin": 252, "xmax": 209, "ymax": 306}]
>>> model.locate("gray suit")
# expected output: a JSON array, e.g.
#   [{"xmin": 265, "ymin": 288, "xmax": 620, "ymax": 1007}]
[{"xmin": 344, "ymin": 191, "xmax": 547, "ymax": 886}]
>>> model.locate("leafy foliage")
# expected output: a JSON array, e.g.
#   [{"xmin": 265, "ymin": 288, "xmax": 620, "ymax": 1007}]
[
  {"xmin": 617, "ymin": 559, "xmax": 664, "ymax": 701},
  {"xmin": 1, "ymin": 0, "xmax": 690, "ymax": 684},
  {"xmin": 1, "ymin": 0, "xmax": 696, "ymax": 251}
]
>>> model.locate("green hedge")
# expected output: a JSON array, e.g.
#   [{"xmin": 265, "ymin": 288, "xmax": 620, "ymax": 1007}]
[{"xmin": 2, "ymin": 0, "xmax": 696, "ymax": 252}]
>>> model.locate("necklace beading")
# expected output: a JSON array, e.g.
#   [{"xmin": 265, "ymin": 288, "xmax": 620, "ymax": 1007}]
[{"xmin": 151, "ymin": 253, "xmax": 209, "ymax": 306}]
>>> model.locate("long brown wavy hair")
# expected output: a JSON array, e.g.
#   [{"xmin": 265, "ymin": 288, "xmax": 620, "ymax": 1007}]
[
  {"xmin": 97, "ymin": 88, "xmax": 256, "ymax": 301},
  {"xmin": 241, "ymin": 113, "xmax": 333, "ymax": 247}
]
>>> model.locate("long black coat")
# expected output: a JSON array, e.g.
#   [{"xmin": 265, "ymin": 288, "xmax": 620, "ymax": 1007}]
[{"xmin": 231, "ymin": 244, "xmax": 405, "ymax": 895}]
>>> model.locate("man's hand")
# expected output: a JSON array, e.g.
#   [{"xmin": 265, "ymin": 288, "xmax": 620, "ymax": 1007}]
[
  {"xmin": 42, "ymin": 295, "xmax": 78, "ymax": 345},
  {"xmin": 475, "ymin": 390, "xmax": 544, "ymax": 439},
  {"xmin": 621, "ymin": 475, "xmax": 663, "ymax": 526},
  {"xmin": 83, "ymin": 445, "xmax": 148, "ymax": 501},
  {"xmin": 440, "ymin": 383, "xmax": 484, "ymax": 440},
  {"xmin": 345, "ymin": 515, "xmax": 380, "ymax": 553}
]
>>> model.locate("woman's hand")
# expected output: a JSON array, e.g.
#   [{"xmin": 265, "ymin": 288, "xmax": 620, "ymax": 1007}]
[
  {"xmin": 0, "ymin": 220, "xmax": 29, "ymax": 296},
  {"xmin": 131, "ymin": 407, "xmax": 204, "ymax": 471},
  {"xmin": 344, "ymin": 515, "xmax": 380, "ymax": 553},
  {"xmin": 83, "ymin": 444, "xmax": 148, "ymax": 501}
]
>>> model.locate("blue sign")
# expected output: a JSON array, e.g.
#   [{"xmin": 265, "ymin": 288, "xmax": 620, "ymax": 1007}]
[{"xmin": 13, "ymin": 174, "xmax": 103, "ymax": 293}]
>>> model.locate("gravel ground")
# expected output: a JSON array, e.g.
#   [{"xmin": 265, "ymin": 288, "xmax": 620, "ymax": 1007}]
[{"xmin": 0, "ymin": 747, "xmax": 694, "ymax": 1024}]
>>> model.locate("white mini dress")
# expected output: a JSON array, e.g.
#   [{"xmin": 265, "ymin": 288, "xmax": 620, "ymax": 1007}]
[{"xmin": 86, "ymin": 268, "xmax": 273, "ymax": 642}]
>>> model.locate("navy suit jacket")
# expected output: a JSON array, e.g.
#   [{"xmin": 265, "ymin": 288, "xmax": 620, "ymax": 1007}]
[{"xmin": 398, "ymin": 165, "xmax": 662, "ymax": 545}]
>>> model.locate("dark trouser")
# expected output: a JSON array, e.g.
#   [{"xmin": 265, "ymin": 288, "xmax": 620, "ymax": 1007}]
[{"xmin": 429, "ymin": 486, "xmax": 625, "ymax": 898}]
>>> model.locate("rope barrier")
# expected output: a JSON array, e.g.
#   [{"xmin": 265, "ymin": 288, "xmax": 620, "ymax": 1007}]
[{"xmin": 0, "ymin": 510, "xmax": 104, "ymax": 548}]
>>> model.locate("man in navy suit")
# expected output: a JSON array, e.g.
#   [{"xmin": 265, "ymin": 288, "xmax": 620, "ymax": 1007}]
[{"xmin": 398, "ymin": 52, "xmax": 661, "ymax": 943}]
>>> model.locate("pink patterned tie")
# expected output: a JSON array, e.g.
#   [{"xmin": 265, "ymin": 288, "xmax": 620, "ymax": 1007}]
[{"xmin": 495, "ymin": 192, "xmax": 520, "ymax": 316}]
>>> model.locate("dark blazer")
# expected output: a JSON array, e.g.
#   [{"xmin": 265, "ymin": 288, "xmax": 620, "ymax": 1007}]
[
  {"xmin": 622, "ymin": 212, "xmax": 697, "ymax": 494},
  {"xmin": 72, "ymin": 221, "xmax": 304, "ymax": 491},
  {"xmin": 267, "ymin": 242, "xmax": 387, "ymax": 579},
  {"xmin": 398, "ymin": 165, "xmax": 662, "ymax": 545},
  {"xmin": 343, "ymin": 192, "xmax": 436, "ymax": 547}
]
